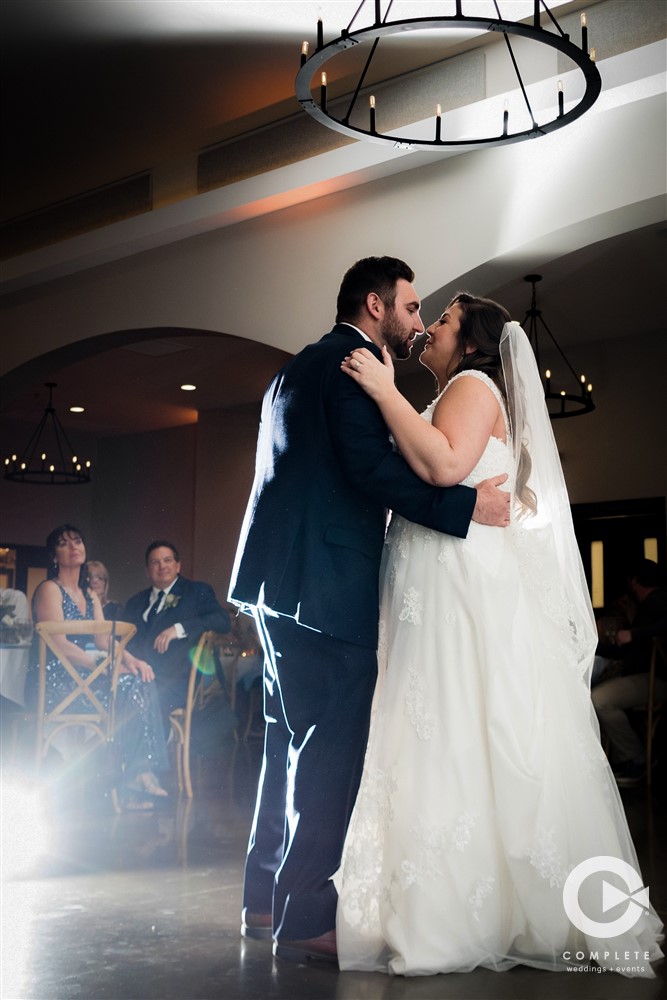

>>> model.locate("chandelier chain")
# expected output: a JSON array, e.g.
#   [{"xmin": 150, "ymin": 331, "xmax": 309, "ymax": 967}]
[{"xmin": 297, "ymin": 1, "xmax": 602, "ymax": 151}]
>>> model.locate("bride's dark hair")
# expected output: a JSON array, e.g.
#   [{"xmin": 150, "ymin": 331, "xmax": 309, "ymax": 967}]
[{"xmin": 448, "ymin": 292, "xmax": 536, "ymax": 517}]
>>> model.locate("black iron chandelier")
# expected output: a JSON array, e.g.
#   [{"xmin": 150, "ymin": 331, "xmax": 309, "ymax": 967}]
[
  {"xmin": 4, "ymin": 383, "xmax": 92, "ymax": 484},
  {"xmin": 523, "ymin": 275, "xmax": 594, "ymax": 419},
  {"xmin": 296, "ymin": 1, "xmax": 602, "ymax": 150}
]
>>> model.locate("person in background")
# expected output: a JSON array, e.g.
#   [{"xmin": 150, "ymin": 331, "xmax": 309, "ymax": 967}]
[
  {"xmin": 87, "ymin": 560, "xmax": 124, "ymax": 620},
  {"xmin": 593, "ymin": 558, "xmax": 667, "ymax": 785},
  {"xmin": 27, "ymin": 525, "xmax": 169, "ymax": 801},
  {"xmin": 123, "ymin": 541, "xmax": 230, "ymax": 722}
]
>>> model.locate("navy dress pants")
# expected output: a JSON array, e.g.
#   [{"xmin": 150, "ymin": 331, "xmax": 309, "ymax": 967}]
[{"xmin": 242, "ymin": 609, "xmax": 377, "ymax": 941}]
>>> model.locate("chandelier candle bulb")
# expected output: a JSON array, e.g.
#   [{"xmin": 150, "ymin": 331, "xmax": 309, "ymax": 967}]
[
  {"xmin": 558, "ymin": 81, "xmax": 564, "ymax": 117},
  {"xmin": 545, "ymin": 370, "xmax": 552, "ymax": 392},
  {"xmin": 369, "ymin": 95, "xmax": 376, "ymax": 133},
  {"xmin": 296, "ymin": 4, "xmax": 601, "ymax": 151},
  {"xmin": 300, "ymin": 41, "xmax": 309, "ymax": 67},
  {"xmin": 590, "ymin": 47, "xmax": 596, "ymax": 62},
  {"xmin": 435, "ymin": 104, "xmax": 442, "ymax": 142},
  {"xmin": 581, "ymin": 12, "xmax": 588, "ymax": 52},
  {"xmin": 320, "ymin": 72, "xmax": 327, "ymax": 112}
]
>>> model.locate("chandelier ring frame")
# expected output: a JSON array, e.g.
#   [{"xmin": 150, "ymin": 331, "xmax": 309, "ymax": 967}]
[{"xmin": 296, "ymin": 13, "xmax": 602, "ymax": 151}]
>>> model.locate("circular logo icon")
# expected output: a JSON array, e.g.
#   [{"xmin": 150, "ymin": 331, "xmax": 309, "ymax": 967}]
[{"xmin": 563, "ymin": 855, "xmax": 649, "ymax": 938}]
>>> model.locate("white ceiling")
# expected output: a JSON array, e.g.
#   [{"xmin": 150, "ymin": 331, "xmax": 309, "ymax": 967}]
[
  {"xmin": 1, "ymin": 0, "xmax": 664, "ymax": 438},
  {"xmin": 1, "ymin": 0, "xmax": 584, "ymax": 216}
]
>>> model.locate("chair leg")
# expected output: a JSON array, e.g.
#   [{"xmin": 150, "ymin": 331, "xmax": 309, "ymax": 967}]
[
  {"xmin": 175, "ymin": 743, "xmax": 184, "ymax": 793},
  {"xmin": 242, "ymin": 686, "xmax": 261, "ymax": 741},
  {"xmin": 169, "ymin": 715, "xmax": 185, "ymax": 793},
  {"xmin": 183, "ymin": 735, "xmax": 193, "ymax": 798}
]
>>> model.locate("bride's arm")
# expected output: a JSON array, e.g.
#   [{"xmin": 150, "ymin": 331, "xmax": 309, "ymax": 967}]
[{"xmin": 341, "ymin": 347, "xmax": 499, "ymax": 486}]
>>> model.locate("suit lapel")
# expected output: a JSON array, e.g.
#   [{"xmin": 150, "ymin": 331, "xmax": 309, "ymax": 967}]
[{"xmin": 156, "ymin": 576, "xmax": 187, "ymax": 623}]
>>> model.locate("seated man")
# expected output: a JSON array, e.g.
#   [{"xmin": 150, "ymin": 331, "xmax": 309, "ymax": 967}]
[
  {"xmin": 123, "ymin": 540, "xmax": 231, "ymax": 720},
  {"xmin": 592, "ymin": 558, "xmax": 667, "ymax": 785}
]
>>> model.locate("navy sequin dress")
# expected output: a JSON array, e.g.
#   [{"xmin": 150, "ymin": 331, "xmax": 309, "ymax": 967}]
[{"xmin": 26, "ymin": 586, "xmax": 168, "ymax": 781}]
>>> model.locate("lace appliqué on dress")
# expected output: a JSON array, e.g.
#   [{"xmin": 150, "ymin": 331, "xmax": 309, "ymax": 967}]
[
  {"xmin": 397, "ymin": 813, "xmax": 479, "ymax": 891},
  {"xmin": 338, "ymin": 766, "xmax": 398, "ymax": 932},
  {"xmin": 524, "ymin": 827, "xmax": 570, "ymax": 889},
  {"xmin": 438, "ymin": 544, "xmax": 453, "ymax": 569},
  {"xmin": 399, "ymin": 586, "xmax": 422, "ymax": 625},
  {"xmin": 511, "ymin": 523, "xmax": 593, "ymax": 676},
  {"xmin": 377, "ymin": 617, "xmax": 389, "ymax": 675},
  {"xmin": 405, "ymin": 665, "xmax": 435, "ymax": 739},
  {"xmin": 468, "ymin": 875, "xmax": 495, "ymax": 922}
]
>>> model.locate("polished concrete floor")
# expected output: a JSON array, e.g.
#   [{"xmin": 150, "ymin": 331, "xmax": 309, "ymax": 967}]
[{"xmin": 1, "ymin": 725, "xmax": 666, "ymax": 1000}]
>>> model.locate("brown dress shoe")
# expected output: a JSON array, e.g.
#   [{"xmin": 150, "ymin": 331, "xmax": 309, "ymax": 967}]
[
  {"xmin": 241, "ymin": 908, "xmax": 273, "ymax": 941},
  {"xmin": 273, "ymin": 929, "xmax": 338, "ymax": 965}
]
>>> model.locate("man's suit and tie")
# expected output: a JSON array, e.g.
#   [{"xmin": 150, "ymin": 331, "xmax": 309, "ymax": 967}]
[
  {"xmin": 124, "ymin": 574, "xmax": 230, "ymax": 717},
  {"xmin": 230, "ymin": 322, "xmax": 477, "ymax": 946}
]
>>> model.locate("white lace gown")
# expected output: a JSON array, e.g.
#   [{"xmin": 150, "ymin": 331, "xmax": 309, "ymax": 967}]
[{"xmin": 335, "ymin": 371, "xmax": 664, "ymax": 978}]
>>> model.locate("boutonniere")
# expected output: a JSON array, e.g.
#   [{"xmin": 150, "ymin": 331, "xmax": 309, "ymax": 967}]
[{"xmin": 163, "ymin": 593, "xmax": 181, "ymax": 609}]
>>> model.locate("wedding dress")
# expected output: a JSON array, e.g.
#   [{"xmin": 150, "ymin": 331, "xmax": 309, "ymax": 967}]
[{"xmin": 335, "ymin": 336, "xmax": 663, "ymax": 978}]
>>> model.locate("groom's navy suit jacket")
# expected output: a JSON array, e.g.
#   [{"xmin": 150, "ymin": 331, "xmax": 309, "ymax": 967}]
[
  {"xmin": 229, "ymin": 324, "xmax": 477, "ymax": 649},
  {"xmin": 124, "ymin": 576, "xmax": 230, "ymax": 708}
]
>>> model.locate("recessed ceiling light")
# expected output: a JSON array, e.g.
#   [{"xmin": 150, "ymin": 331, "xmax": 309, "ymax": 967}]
[
  {"xmin": 180, "ymin": 384, "xmax": 196, "ymax": 391},
  {"xmin": 69, "ymin": 406, "xmax": 85, "ymax": 413}
]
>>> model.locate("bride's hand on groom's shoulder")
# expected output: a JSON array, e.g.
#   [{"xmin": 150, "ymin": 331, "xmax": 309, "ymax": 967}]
[
  {"xmin": 472, "ymin": 474, "xmax": 511, "ymax": 527},
  {"xmin": 341, "ymin": 346, "xmax": 394, "ymax": 402}
]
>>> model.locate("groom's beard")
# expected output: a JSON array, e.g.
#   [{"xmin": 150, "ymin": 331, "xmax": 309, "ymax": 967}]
[{"xmin": 381, "ymin": 307, "xmax": 419, "ymax": 360}]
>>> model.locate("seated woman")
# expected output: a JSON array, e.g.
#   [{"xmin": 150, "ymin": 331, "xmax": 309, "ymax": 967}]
[
  {"xmin": 87, "ymin": 560, "xmax": 124, "ymax": 621},
  {"xmin": 26, "ymin": 524, "xmax": 169, "ymax": 801}
]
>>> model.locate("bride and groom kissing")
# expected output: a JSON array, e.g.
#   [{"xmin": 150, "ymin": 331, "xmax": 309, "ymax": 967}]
[{"xmin": 228, "ymin": 256, "xmax": 662, "ymax": 978}]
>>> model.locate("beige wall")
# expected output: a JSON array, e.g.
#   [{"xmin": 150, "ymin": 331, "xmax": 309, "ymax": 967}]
[
  {"xmin": 3, "ymin": 327, "xmax": 663, "ymax": 611},
  {"xmin": 545, "ymin": 330, "xmax": 667, "ymax": 506},
  {"xmin": 193, "ymin": 404, "xmax": 260, "ymax": 608},
  {"xmin": 400, "ymin": 329, "xmax": 667, "ymax": 507},
  {"xmin": 86, "ymin": 406, "xmax": 260, "ymax": 610},
  {"xmin": 3, "ymin": 74, "xmax": 665, "ymax": 378},
  {"xmin": 91, "ymin": 424, "xmax": 198, "ymax": 605}
]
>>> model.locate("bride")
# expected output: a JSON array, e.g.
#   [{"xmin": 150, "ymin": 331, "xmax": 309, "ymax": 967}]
[{"xmin": 335, "ymin": 293, "xmax": 663, "ymax": 978}]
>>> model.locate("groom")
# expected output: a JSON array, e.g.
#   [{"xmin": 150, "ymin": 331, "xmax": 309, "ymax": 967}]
[{"xmin": 228, "ymin": 256, "xmax": 510, "ymax": 963}]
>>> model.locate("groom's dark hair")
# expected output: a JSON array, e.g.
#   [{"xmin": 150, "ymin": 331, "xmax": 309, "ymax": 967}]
[
  {"xmin": 145, "ymin": 540, "xmax": 180, "ymax": 564},
  {"xmin": 336, "ymin": 256, "xmax": 414, "ymax": 323}
]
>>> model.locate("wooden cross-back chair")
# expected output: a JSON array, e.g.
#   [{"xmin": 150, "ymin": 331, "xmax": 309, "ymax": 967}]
[
  {"xmin": 169, "ymin": 630, "xmax": 236, "ymax": 798},
  {"xmin": 34, "ymin": 619, "xmax": 136, "ymax": 770},
  {"xmin": 633, "ymin": 637, "xmax": 667, "ymax": 788}
]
